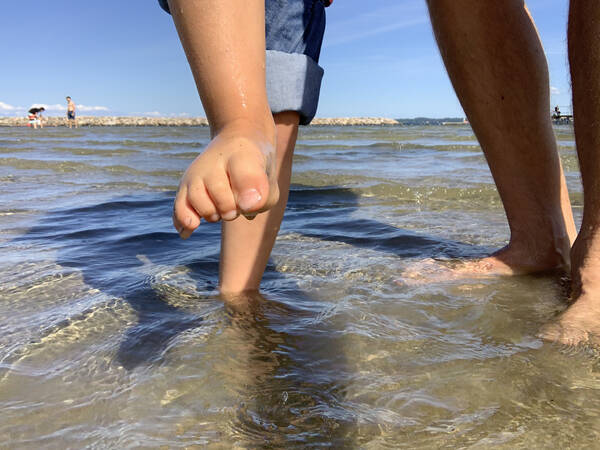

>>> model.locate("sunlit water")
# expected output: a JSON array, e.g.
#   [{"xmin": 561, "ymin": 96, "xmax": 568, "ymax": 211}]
[{"xmin": 2, "ymin": 124, "xmax": 599, "ymax": 448}]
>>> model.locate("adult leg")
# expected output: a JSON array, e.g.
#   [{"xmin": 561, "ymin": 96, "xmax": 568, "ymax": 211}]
[
  {"xmin": 169, "ymin": 0, "xmax": 278, "ymax": 238},
  {"xmin": 541, "ymin": 1, "xmax": 600, "ymax": 345},
  {"xmin": 220, "ymin": 111, "xmax": 299, "ymax": 294},
  {"xmin": 426, "ymin": 0, "xmax": 575, "ymax": 274}
]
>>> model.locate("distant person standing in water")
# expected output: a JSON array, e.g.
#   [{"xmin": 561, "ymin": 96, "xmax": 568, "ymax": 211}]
[
  {"xmin": 66, "ymin": 96, "xmax": 78, "ymax": 128},
  {"xmin": 553, "ymin": 105, "xmax": 561, "ymax": 119},
  {"xmin": 27, "ymin": 107, "xmax": 45, "ymax": 129}
]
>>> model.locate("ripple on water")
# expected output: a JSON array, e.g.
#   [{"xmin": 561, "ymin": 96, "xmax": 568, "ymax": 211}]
[{"xmin": 1, "ymin": 125, "xmax": 598, "ymax": 448}]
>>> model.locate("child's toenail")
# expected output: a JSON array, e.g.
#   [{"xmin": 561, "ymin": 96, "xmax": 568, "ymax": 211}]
[
  {"xmin": 222, "ymin": 210, "xmax": 238, "ymax": 221},
  {"xmin": 238, "ymin": 189, "xmax": 262, "ymax": 212},
  {"xmin": 209, "ymin": 213, "xmax": 221, "ymax": 222},
  {"xmin": 185, "ymin": 216, "xmax": 192, "ymax": 226}
]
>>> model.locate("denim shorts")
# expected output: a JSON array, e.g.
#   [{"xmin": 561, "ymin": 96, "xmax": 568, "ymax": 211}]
[{"xmin": 159, "ymin": 0, "xmax": 326, "ymax": 125}]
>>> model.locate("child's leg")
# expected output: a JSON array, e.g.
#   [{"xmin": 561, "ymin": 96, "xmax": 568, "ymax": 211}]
[
  {"xmin": 214, "ymin": 1, "xmax": 327, "ymax": 294},
  {"xmin": 220, "ymin": 111, "xmax": 300, "ymax": 294},
  {"xmin": 168, "ymin": 0, "xmax": 279, "ymax": 238},
  {"xmin": 162, "ymin": 0, "xmax": 326, "ymax": 293}
]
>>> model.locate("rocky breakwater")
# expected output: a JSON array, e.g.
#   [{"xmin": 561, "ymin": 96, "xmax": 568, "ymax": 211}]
[
  {"xmin": 0, "ymin": 116, "xmax": 399, "ymax": 127},
  {"xmin": 0, "ymin": 116, "xmax": 210, "ymax": 127},
  {"xmin": 311, "ymin": 117, "xmax": 399, "ymax": 126}
]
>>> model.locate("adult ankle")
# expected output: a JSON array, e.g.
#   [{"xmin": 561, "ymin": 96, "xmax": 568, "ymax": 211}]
[{"xmin": 505, "ymin": 230, "xmax": 570, "ymax": 271}]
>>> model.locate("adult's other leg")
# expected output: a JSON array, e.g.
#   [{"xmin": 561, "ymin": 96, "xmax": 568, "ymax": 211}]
[
  {"xmin": 426, "ymin": 0, "xmax": 575, "ymax": 274},
  {"xmin": 542, "ymin": 1, "xmax": 600, "ymax": 345}
]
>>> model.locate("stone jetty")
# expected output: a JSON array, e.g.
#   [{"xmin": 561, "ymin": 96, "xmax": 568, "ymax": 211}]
[
  {"xmin": 0, "ymin": 116, "xmax": 209, "ymax": 127},
  {"xmin": 0, "ymin": 116, "xmax": 400, "ymax": 127},
  {"xmin": 311, "ymin": 117, "xmax": 399, "ymax": 126}
]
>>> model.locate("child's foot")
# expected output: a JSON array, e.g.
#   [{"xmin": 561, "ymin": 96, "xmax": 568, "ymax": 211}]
[{"xmin": 172, "ymin": 121, "xmax": 278, "ymax": 239}]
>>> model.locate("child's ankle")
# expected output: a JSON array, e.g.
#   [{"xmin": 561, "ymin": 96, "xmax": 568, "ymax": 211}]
[{"xmin": 212, "ymin": 116, "xmax": 276, "ymax": 145}]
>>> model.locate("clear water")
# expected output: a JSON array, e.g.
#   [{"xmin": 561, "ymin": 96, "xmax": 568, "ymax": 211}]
[{"xmin": 2, "ymin": 125, "xmax": 599, "ymax": 448}]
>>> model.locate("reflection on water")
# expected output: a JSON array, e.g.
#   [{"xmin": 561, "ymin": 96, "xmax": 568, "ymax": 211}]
[{"xmin": 2, "ymin": 125, "xmax": 600, "ymax": 448}]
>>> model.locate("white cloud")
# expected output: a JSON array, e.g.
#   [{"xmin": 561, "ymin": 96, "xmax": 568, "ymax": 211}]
[
  {"xmin": 30, "ymin": 103, "xmax": 108, "ymax": 112},
  {"xmin": 26, "ymin": 103, "xmax": 109, "ymax": 115},
  {"xmin": 31, "ymin": 103, "xmax": 66, "ymax": 112},
  {"xmin": 326, "ymin": 18, "xmax": 428, "ymax": 47},
  {"xmin": 325, "ymin": 3, "xmax": 429, "ymax": 47},
  {"xmin": 0, "ymin": 101, "xmax": 26, "ymax": 116},
  {"xmin": 78, "ymin": 104, "xmax": 109, "ymax": 112},
  {"xmin": 1, "ymin": 100, "xmax": 109, "ymax": 116},
  {"xmin": 0, "ymin": 101, "xmax": 18, "ymax": 111},
  {"xmin": 550, "ymin": 86, "xmax": 560, "ymax": 95},
  {"xmin": 142, "ymin": 111, "xmax": 162, "ymax": 117}
]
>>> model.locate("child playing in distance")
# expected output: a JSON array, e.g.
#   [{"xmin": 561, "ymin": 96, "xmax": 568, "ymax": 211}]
[
  {"xmin": 27, "ymin": 107, "xmax": 45, "ymax": 129},
  {"xmin": 159, "ymin": 0, "xmax": 330, "ymax": 294}
]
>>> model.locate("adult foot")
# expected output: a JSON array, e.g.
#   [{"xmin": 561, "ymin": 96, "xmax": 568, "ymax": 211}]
[
  {"xmin": 399, "ymin": 239, "xmax": 570, "ymax": 285},
  {"xmin": 457, "ymin": 240, "xmax": 570, "ymax": 275},
  {"xmin": 539, "ymin": 295, "xmax": 600, "ymax": 346},
  {"xmin": 539, "ymin": 231, "xmax": 600, "ymax": 346},
  {"xmin": 172, "ymin": 120, "xmax": 278, "ymax": 239}
]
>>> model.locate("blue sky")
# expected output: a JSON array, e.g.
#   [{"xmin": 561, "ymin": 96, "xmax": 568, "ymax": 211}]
[{"xmin": 1, "ymin": 0, "xmax": 571, "ymax": 118}]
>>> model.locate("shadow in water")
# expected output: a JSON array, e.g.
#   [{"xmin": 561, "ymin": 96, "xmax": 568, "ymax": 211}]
[
  {"xmin": 14, "ymin": 184, "xmax": 493, "ymax": 370},
  {"xmin": 9, "ymin": 183, "xmax": 513, "ymax": 445},
  {"xmin": 12, "ymin": 191, "xmax": 360, "ymax": 444},
  {"xmin": 285, "ymin": 184, "xmax": 494, "ymax": 260},
  {"xmin": 14, "ymin": 194, "xmax": 213, "ymax": 370}
]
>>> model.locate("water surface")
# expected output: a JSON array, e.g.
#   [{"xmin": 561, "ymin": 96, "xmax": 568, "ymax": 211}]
[{"xmin": 2, "ymin": 124, "xmax": 599, "ymax": 448}]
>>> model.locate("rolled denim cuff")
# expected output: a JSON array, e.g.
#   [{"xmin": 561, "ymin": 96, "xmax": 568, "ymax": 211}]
[
  {"xmin": 157, "ymin": 0, "xmax": 325, "ymax": 125},
  {"xmin": 266, "ymin": 50, "xmax": 324, "ymax": 125},
  {"xmin": 158, "ymin": 0, "xmax": 169, "ymax": 13}
]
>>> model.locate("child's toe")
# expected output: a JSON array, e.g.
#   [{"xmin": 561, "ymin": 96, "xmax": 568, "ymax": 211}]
[
  {"xmin": 173, "ymin": 187, "xmax": 201, "ymax": 238},
  {"xmin": 227, "ymin": 152, "xmax": 273, "ymax": 213},
  {"xmin": 205, "ymin": 175, "xmax": 239, "ymax": 220}
]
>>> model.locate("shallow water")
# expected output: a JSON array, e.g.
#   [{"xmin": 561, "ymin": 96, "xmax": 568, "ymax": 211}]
[{"xmin": 2, "ymin": 124, "xmax": 599, "ymax": 448}]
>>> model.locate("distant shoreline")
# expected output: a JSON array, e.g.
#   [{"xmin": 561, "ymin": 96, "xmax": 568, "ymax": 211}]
[{"xmin": 0, "ymin": 116, "xmax": 470, "ymax": 127}]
